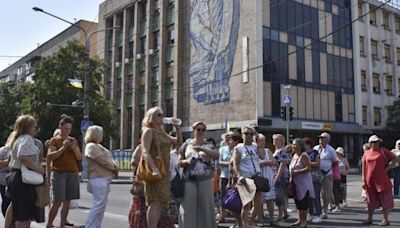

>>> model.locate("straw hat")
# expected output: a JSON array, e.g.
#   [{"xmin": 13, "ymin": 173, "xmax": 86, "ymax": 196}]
[{"xmin": 336, "ymin": 147, "xmax": 344, "ymax": 155}]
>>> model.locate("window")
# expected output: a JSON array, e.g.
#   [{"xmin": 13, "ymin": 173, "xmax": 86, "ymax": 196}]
[
  {"xmin": 397, "ymin": 48, "xmax": 400, "ymax": 65},
  {"xmin": 396, "ymin": 16, "xmax": 400, "ymax": 33},
  {"xmin": 153, "ymin": 31, "xmax": 160, "ymax": 49},
  {"xmin": 370, "ymin": 10, "xmax": 376, "ymax": 26},
  {"xmin": 384, "ymin": 44, "xmax": 391, "ymax": 62},
  {"xmin": 373, "ymin": 73, "xmax": 380, "ymax": 93},
  {"xmin": 154, "ymin": 0, "xmax": 160, "ymax": 10},
  {"xmin": 361, "ymin": 70, "xmax": 367, "ymax": 91},
  {"xmin": 386, "ymin": 75, "xmax": 393, "ymax": 95},
  {"xmin": 371, "ymin": 40, "xmax": 378, "ymax": 60},
  {"xmin": 167, "ymin": 26, "xmax": 175, "ymax": 45},
  {"xmin": 360, "ymin": 36, "xmax": 365, "ymax": 56},
  {"xmin": 166, "ymin": 3, "xmax": 174, "ymax": 26},
  {"xmin": 140, "ymin": 37, "xmax": 146, "ymax": 54},
  {"xmin": 398, "ymin": 79, "xmax": 400, "ymax": 95},
  {"xmin": 362, "ymin": 106, "xmax": 367, "ymax": 125},
  {"xmin": 383, "ymin": 11, "xmax": 390, "ymax": 30},
  {"xmin": 374, "ymin": 107, "xmax": 381, "ymax": 126}
]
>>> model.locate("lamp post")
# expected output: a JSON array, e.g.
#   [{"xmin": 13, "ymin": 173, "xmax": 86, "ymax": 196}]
[{"xmin": 33, "ymin": 7, "xmax": 119, "ymax": 178}]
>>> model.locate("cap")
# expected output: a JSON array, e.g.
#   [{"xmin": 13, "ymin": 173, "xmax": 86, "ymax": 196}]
[
  {"xmin": 368, "ymin": 135, "xmax": 383, "ymax": 143},
  {"xmin": 336, "ymin": 147, "xmax": 344, "ymax": 155},
  {"xmin": 318, "ymin": 132, "xmax": 330, "ymax": 139},
  {"xmin": 396, "ymin": 139, "xmax": 400, "ymax": 145}
]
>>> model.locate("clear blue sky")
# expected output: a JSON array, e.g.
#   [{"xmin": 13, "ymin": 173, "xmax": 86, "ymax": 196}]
[{"xmin": 0, "ymin": 0, "xmax": 103, "ymax": 71}]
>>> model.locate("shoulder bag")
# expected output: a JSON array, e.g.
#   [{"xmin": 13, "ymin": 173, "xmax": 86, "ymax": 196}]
[
  {"xmin": 21, "ymin": 165, "xmax": 44, "ymax": 185},
  {"xmin": 245, "ymin": 146, "xmax": 270, "ymax": 192}
]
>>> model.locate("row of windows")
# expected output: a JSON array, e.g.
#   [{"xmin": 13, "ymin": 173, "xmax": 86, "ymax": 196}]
[
  {"xmin": 263, "ymin": 38, "xmax": 354, "ymax": 93},
  {"xmin": 360, "ymin": 3, "xmax": 400, "ymax": 33},
  {"xmin": 362, "ymin": 106, "xmax": 382, "ymax": 126},
  {"xmin": 270, "ymin": 0, "xmax": 352, "ymax": 48},
  {"xmin": 360, "ymin": 70, "xmax": 400, "ymax": 95},
  {"xmin": 359, "ymin": 36, "xmax": 400, "ymax": 64}
]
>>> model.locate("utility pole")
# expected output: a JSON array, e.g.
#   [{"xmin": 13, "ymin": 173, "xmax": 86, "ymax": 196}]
[{"xmin": 283, "ymin": 85, "xmax": 292, "ymax": 144}]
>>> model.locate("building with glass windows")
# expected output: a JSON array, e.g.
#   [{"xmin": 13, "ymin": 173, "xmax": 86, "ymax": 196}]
[
  {"xmin": 99, "ymin": 0, "xmax": 368, "ymax": 162},
  {"xmin": 354, "ymin": 0, "xmax": 400, "ymax": 142}
]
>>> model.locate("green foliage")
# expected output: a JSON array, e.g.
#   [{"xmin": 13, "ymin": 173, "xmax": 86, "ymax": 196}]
[
  {"xmin": 0, "ymin": 83, "xmax": 31, "ymax": 145},
  {"xmin": 19, "ymin": 40, "xmax": 116, "ymax": 144},
  {"xmin": 385, "ymin": 99, "xmax": 400, "ymax": 132}
]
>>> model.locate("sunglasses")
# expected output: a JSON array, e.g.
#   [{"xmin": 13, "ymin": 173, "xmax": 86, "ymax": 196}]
[
  {"xmin": 196, "ymin": 128, "xmax": 206, "ymax": 132},
  {"xmin": 243, "ymin": 132, "xmax": 254, "ymax": 136}
]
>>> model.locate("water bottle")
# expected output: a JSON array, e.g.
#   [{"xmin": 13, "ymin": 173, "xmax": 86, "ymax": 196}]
[{"xmin": 162, "ymin": 117, "xmax": 182, "ymax": 126}]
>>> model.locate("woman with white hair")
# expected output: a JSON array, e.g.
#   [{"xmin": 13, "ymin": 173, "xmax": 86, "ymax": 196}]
[
  {"xmin": 391, "ymin": 140, "xmax": 400, "ymax": 198},
  {"xmin": 85, "ymin": 125, "xmax": 118, "ymax": 228}
]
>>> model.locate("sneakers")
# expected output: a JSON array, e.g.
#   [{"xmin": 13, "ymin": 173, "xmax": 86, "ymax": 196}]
[
  {"xmin": 312, "ymin": 216, "xmax": 322, "ymax": 223},
  {"xmin": 332, "ymin": 208, "xmax": 341, "ymax": 213},
  {"xmin": 321, "ymin": 213, "xmax": 328, "ymax": 219}
]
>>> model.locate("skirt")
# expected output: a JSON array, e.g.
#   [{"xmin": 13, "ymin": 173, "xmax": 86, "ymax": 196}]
[
  {"xmin": 366, "ymin": 187, "xmax": 394, "ymax": 210},
  {"xmin": 8, "ymin": 170, "xmax": 36, "ymax": 221}
]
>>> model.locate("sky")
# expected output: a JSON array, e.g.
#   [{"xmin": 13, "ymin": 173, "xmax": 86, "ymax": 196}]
[{"xmin": 0, "ymin": 0, "xmax": 104, "ymax": 71}]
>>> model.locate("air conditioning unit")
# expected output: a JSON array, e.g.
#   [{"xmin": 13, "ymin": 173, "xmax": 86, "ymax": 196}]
[
  {"xmin": 148, "ymin": 49, "xmax": 155, "ymax": 55},
  {"xmin": 136, "ymin": 53, "xmax": 143, "ymax": 60},
  {"xmin": 124, "ymin": 58, "xmax": 130, "ymax": 64},
  {"xmin": 115, "ymin": 62, "xmax": 121, "ymax": 68}
]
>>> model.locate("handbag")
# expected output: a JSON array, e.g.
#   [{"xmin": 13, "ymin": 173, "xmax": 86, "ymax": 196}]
[
  {"xmin": 21, "ymin": 165, "xmax": 44, "ymax": 185},
  {"xmin": 245, "ymin": 146, "xmax": 270, "ymax": 192},
  {"xmin": 35, "ymin": 184, "xmax": 50, "ymax": 208},
  {"xmin": 222, "ymin": 187, "xmax": 242, "ymax": 214},
  {"xmin": 186, "ymin": 157, "xmax": 212, "ymax": 181},
  {"xmin": 286, "ymin": 180, "xmax": 296, "ymax": 199},
  {"xmin": 170, "ymin": 168, "xmax": 185, "ymax": 198},
  {"xmin": 136, "ymin": 156, "xmax": 167, "ymax": 183}
]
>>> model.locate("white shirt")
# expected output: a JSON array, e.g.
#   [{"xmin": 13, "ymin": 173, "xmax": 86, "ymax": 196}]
[
  {"xmin": 314, "ymin": 144, "xmax": 337, "ymax": 175},
  {"xmin": 235, "ymin": 143, "xmax": 260, "ymax": 178}
]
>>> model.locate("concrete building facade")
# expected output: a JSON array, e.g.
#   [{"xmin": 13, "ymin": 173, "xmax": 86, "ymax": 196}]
[
  {"xmin": 0, "ymin": 20, "xmax": 98, "ymax": 84},
  {"xmin": 353, "ymin": 0, "xmax": 400, "ymax": 139},
  {"xmin": 99, "ymin": 0, "xmax": 371, "ymax": 162},
  {"xmin": 97, "ymin": 0, "xmax": 184, "ymax": 149}
]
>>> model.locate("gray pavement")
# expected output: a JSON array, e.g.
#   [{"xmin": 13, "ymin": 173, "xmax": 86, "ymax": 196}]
[{"xmin": 0, "ymin": 174, "xmax": 399, "ymax": 227}]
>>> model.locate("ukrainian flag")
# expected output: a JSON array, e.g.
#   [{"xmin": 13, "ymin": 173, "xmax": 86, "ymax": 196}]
[{"xmin": 68, "ymin": 79, "xmax": 83, "ymax": 89}]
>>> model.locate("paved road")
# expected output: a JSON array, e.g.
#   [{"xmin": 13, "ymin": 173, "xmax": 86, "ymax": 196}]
[{"xmin": 0, "ymin": 175, "xmax": 399, "ymax": 227}]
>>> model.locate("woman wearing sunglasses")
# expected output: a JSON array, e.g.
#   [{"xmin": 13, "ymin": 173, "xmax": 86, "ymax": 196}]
[
  {"xmin": 141, "ymin": 107, "xmax": 182, "ymax": 228},
  {"xmin": 232, "ymin": 126, "xmax": 260, "ymax": 228},
  {"xmin": 179, "ymin": 121, "xmax": 219, "ymax": 228}
]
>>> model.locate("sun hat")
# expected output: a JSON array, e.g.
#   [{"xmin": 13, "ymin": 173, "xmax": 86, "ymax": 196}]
[{"xmin": 368, "ymin": 135, "xmax": 382, "ymax": 143}]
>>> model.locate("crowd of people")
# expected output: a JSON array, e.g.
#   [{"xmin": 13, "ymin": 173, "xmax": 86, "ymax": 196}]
[{"xmin": 0, "ymin": 107, "xmax": 399, "ymax": 228}]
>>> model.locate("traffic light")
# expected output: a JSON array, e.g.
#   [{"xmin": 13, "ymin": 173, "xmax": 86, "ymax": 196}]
[
  {"xmin": 280, "ymin": 106, "xmax": 286, "ymax": 120},
  {"xmin": 289, "ymin": 106, "xmax": 294, "ymax": 121}
]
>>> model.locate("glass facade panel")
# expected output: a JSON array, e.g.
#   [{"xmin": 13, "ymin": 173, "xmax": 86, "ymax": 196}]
[{"xmin": 263, "ymin": 0, "xmax": 353, "ymax": 122}]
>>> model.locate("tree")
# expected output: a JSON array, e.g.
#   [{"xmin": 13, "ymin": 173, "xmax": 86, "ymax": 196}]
[
  {"xmin": 0, "ymin": 83, "xmax": 31, "ymax": 145},
  {"xmin": 385, "ymin": 99, "xmax": 400, "ymax": 131},
  {"xmin": 20, "ymin": 40, "xmax": 116, "ymax": 145}
]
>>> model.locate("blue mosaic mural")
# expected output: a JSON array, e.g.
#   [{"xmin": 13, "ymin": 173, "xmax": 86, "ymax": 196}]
[{"xmin": 189, "ymin": 0, "xmax": 240, "ymax": 104}]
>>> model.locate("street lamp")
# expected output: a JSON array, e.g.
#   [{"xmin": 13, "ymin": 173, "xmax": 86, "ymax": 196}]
[{"xmin": 33, "ymin": 7, "xmax": 119, "ymax": 179}]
